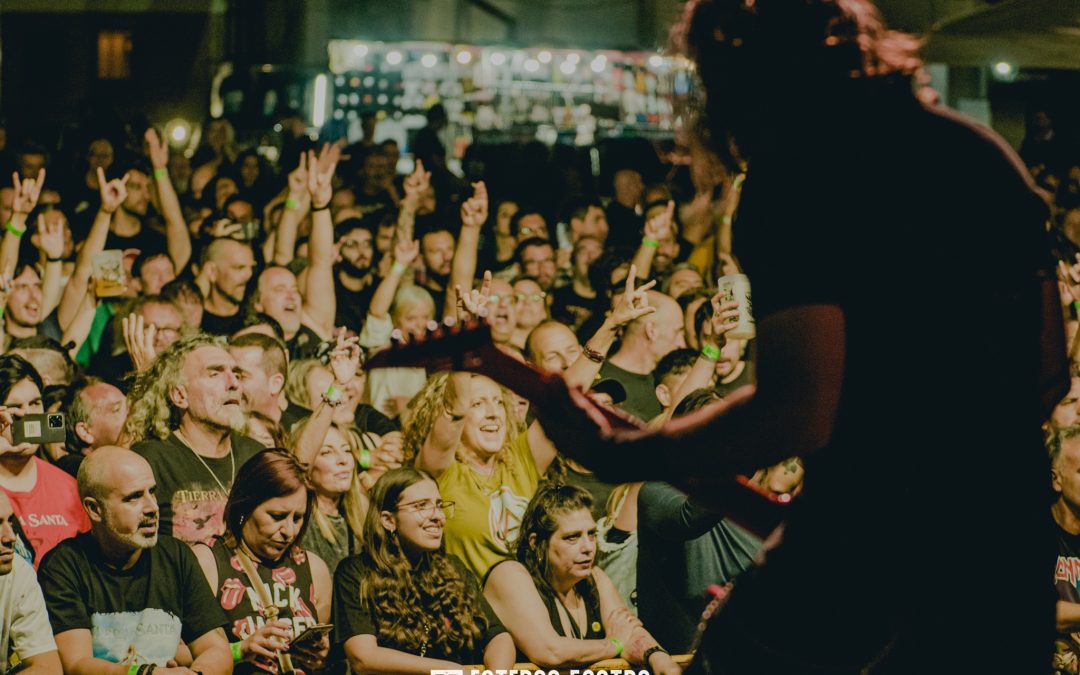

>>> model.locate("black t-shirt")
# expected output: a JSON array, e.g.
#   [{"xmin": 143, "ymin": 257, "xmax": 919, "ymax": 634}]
[
  {"xmin": 200, "ymin": 309, "xmax": 245, "ymax": 336},
  {"xmin": 133, "ymin": 432, "xmax": 262, "ymax": 546},
  {"xmin": 598, "ymin": 361, "xmax": 661, "ymax": 422},
  {"xmin": 1056, "ymin": 522, "xmax": 1080, "ymax": 673},
  {"xmin": 288, "ymin": 323, "xmax": 325, "ymax": 361},
  {"xmin": 105, "ymin": 225, "xmax": 168, "ymax": 259},
  {"xmin": 38, "ymin": 533, "xmax": 226, "ymax": 665},
  {"xmin": 334, "ymin": 274, "xmax": 377, "ymax": 336},
  {"xmin": 332, "ymin": 553, "xmax": 504, "ymax": 663},
  {"xmin": 562, "ymin": 465, "xmax": 616, "ymax": 523},
  {"xmin": 551, "ymin": 285, "xmax": 603, "ymax": 333},
  {"xmin": 700, "ymin": 81, "xmax": 1056, "ymax": 671}
]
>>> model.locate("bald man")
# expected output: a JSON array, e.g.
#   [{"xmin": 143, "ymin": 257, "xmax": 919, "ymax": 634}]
[
  {"xmin": 599, "ymin": 290, "xmax": 686, "ymax": 421},
  {"xmin": 200, "ymin": 238, "xmax": 255, "ymax": 335},
  {"xmin": 38, "ymin": 448, "xmax": 231, "ymax": 675},
  {"xmin": 0, "ymin": 490, "xmax": 60, "ymax": 674}
]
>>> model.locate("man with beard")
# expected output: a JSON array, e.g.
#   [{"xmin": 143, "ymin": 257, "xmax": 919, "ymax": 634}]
[
  {"xmin": 0, "ymin": 476, "xmax": 60, "ymax": 673},
  {"xmin": 38, "ymin": 447, "xmax": 231, "ymax": 674},
  {"xmin": 199, "ymin": 238, "xmax": 255, "ymax": 335},
  {"xmin": 125, "ymin": 335, "xmax": 262, "ymax": 546},
  {"xmin": 418, "ymin": 224, "xmax": 455, "ymax": 318},
  {"xmin": 333, "ymin": 216, "xmax": 380, "ymax": 334}
]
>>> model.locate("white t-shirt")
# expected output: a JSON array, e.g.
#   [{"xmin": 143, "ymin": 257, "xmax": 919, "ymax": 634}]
[{"xmin": 0, "ymin": 555, "xmax": 56, "ymax": 672}]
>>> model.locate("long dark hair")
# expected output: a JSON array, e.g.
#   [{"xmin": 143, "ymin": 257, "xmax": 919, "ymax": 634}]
[
  {"xmin": 358, "ymin": 467, "xmax": 487, "ymax": 655},
  {"xmin": 515, "ymin": 483, "xmax": 594, "ymax": 599},
  {"xmin": 0, "ymin": 354, "xmax": 44, "ymax": 405},
  {"xmin": 222, "ymin": 448, "xmax": 315, "ymax": 559}
]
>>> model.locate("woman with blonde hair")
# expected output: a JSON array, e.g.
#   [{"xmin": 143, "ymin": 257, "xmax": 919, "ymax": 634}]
[
  {"xmin": 332, "ymin": 467, "xmax": 514, "ymax": 674},
  {"xmin": 402, "ymin": 370, "xmax": 556, "ymax": 579}
]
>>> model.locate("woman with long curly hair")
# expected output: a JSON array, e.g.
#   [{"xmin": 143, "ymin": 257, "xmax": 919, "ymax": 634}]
[
  {"xmin": 332, "ymin": 467, "xmax": 514, "ymax": 673},
  {"xmin": 484, "ymin": 483, "xmax": 679, "ymax": 674},
  {"xmin": 402, "ymin": 371, "xmax": 557, "ymax": 579}
]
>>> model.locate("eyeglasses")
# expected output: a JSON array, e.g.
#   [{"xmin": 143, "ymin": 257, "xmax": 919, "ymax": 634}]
[
  {"xmin": 486, "ymin": 294, "xmax": 514, "ymax": 305},
  {"xmin": 397, "ymin": 498, "xmax": 455, "ymax": 520},
  {"xmin": 514, "ymin": 292, "xmax": 547, "ymax": 304}
]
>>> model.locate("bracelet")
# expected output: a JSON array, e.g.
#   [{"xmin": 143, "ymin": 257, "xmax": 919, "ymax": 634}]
[
  {"xmin": 153, "ymin": 167, "xmax": 168, "ymax": 179},
  {"xmin": 285, "ymin": 197, "xmax": 300, "ymax": 209},
  {"xmin": 643, "ymin": 645, "xmax": 669, "ymax": 666},
  {"xmin": 641, "ymin": 237, "xmax": 659, "ymax": 249},
  {"xmin": 5, "ymin": 221, "xmax": 25, "ymax": 237},
  {"xmin": 312, "ymin": 203, "xmax": 330, "ymax": 212},
  {"xmin": 609, "ymin": 637, "xmax": 624, "ymax": 658},
  {"xmin": 127, "ymin": 665, "xmax": 140, "ymax": 675},
  {"xmin": 701, "ymin": 344, "xmax": 721, "ymax": 361},
  {"xmin": 322, "ymin": 384, "xmax": 343, "ymax": 406},
  {"xmin": 45, "ymin": 255, "xmax": 63, "ymax": 263},
  {"xmin": 358, "ymin": 447, "xmax": 372, "ymax": 471},
  {"xmin": 581, "ymin": 343, "xmax": 605, "ymax": 364},
  {"xmin": 391, "ymin": 261, "xmax": 407, "ymax": 275},
  {"xmin": 230, "ymin": 641, "xmax": 243, "ymax": 663}
]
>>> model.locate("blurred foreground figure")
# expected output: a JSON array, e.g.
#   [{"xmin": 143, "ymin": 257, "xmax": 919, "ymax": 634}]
[{"xmin": 534, "ymin": 1, "xmax": 1069, "ymax": 672}]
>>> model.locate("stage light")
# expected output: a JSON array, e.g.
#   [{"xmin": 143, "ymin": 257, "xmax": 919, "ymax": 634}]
[
  {"xmin": 491, "ymin": 52, "xmax": 507, "ymax": 66},
  {"xmin": 386, "ymin": 51, "xmax": 403, "ymax": 66},
  {"xmin": 524, "ymin": 59, "xmax": 540, "ymax": 73},
  {"xmin": 590, "ymin": 55, "xmax": 607, "ymax": 73},
  {"xmin": 421, "ymin": 53, "xmax": 438, "ymax": 68},
  {"xmin": 649, "ymin": 54, "xmax": 664, "ymax": 68},
  {"xmin": 538, "ymin": 50, "xmax": 552, "ymax": 64},
  {"xmin": 165, "ymin": 119, "xmax": 190, "ymax": 145},
  {"xmin": 456, "ymin": 50, "xmax": 473, "ymax": 65},
  {"xmin": 560, "ymin": 60, "xmax": 576, "ymax": 75},
  {"xmin": 312, "ymin": 74, "xmax": 328, "ymax": 127}
]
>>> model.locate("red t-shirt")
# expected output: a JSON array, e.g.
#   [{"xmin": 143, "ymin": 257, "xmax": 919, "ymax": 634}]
[{"xmin": 2, "ymin": 457, "xmax": 90, "ymax": 566}]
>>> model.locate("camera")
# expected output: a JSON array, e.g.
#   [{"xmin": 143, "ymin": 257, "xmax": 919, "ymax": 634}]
[{"xmin": 12, "ymin": 413, "xmax": 66, "ymax": 445}]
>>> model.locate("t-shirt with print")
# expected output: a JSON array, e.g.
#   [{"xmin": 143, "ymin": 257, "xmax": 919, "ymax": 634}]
[
  {"xmin": 1055, "ymin": 522, "xmax": 1080, "ymax": 674},
  {"xmin": 597, "ymin": 361, "xmax": 662, "ymax": 422},
  {"xmin": 38, "ymin": 533, "xmax": 226, "ymax": 666},
  {"xmin": 438, "ymin": 433, "xmax": 539, "ymax": 579},
  {"xmin": 0, "ymin": 555, "xmax": 56, "ymax": 672},
  {"xmin": 133, "ymin": 433, "xmax": 262, "ymax": 546},
  {"xmin": 332, "ymin": 553, "xmax": 505, "ymax": 663},
  {"xmin": 1, "ymin": 457, "xmax": 91, "ymax": 567}
]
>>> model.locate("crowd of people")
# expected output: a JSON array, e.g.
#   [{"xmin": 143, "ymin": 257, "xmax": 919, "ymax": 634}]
[{"xmin": 1, "ymin": 0, "xmax": 1080, "ymax": 673}]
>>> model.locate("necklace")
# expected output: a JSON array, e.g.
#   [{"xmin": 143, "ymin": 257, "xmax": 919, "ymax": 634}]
[{"xmin": 174, "ymin": 429, "xmax": 235, "ymax": 496}]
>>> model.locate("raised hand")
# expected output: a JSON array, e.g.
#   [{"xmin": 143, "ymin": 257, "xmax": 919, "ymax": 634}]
[
  {"xmin": 643, "ymin": 200, "xmax": 675, "ymax": 243},
  {"xmin": 37, "ymin": 214, "xmax": 65, "ymax": 261},
  {"xmin": 456, "ymin": 270, "xmax": 493, "ymax": 324},
  {"xmin": 122, "ymin": 313, "xmax": 158, "ymax": 373},
  {"xmin": 12, "ymin": 168, "xmax": 46, "ymax": 216},
  {"xmin": 97, "ymin": 168, "xmax": 129, "ymax": 214},
  {"xmin": 393, "ymin": 237, "xmax": 420, "ymax": 269},
  {"xmin": 403, "ymin": 160, "xmax": 431, "ymax": 206},
  {"xmin": 308, "ymin": 144, "xmax": 341, "ymax": 208},
  {"xmin": 0, "ymin": 406, "xmax": 36, "ymax": 458},
  {"xmin": 287, "ymin": 153, "xmax": 309, "ymax": 198},
  {"xmin": 144, "ymin": 127, "xmax": 169, "ymax": 170},
  {"xmin": 701, "ymin": 295, "xmax": 740, "ymax": 349},
  {"xmin": 329, "ymin": 329, "xmax": 362, "ymax": 385},
  {"xmin": 370, "ymin": 431, "xmax": 405, "ymax": 475},
  {"xmin": 1059, "ymin": 254, "xmax": 1080, "ymax": 304},
  {"xmin": 460, "ymin": 181, "xmax": 488, "ymax": 229},
  {"xmin": 608, "ymin": 264, "xmax": 656, "ymax": 327}
]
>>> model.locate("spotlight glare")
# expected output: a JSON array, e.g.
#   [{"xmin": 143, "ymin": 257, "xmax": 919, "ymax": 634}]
[
  {"xmin": 524, "ymin": 59, "xmax": 540, "ymax": 73},
  {"xmin": 538, "ymin": 50, "xmax": 552, "ymax": 64},
  {"xmin": 590, "ymin": 55, "xmax": 607, "ymax": 73},
  {"xmin": 386, "ymin": 50, "xmax": 403, "ymax": 65},
  {"xmin": 421, "ymin": 53, "xmax": 437, "ymax": 68},
  {"xmin": 491, "ymin": 52, "xmax": 507, "ymax": 66},
  {"xmin": 566, "ymin": 52, "xmax": 580, "ymax": 65},
  {"xmin": 456, "ymin": 50, "xmax": 473, "ymax": 65},
  {"xmin": 649, "ymin": 54, "xmax": 664, "ymax": 68},
  {"xmin": 559, "ymin": 60, "xmax": 576, "ymax": 75}
]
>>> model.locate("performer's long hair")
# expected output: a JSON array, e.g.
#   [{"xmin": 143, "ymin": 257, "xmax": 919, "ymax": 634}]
[{"xmin": 675, "ymin": 0, "xmax": 925, "ymax": 168}]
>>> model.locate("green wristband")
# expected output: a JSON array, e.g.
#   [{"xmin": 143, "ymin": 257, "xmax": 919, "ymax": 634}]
[
  {"xmin": 609, "ymin": 637, "xmax": 624, "ymax": 658},
  {"xmin": 5, "ymin": 221, "xmax": 25, "ymax": 237},
  {"xmin": 285, "ymin": 197, "xmax": 300, "ymax": 209},
  {"xmin": 391, "ymin": 261, "xmax": 407, "ymax": 275},
  {"xmin": 701, "ymin": 344, "xmax": 721, "ymax": 361},
  {"xmin": 1073, "ymin": 300, "xmax": 1080, "ymax": 313},
  {"xmin": 127, "ymin": 665, "xmax": 140, "ymax": 675},
  {"xmin": 230, "ymin": 641, "xmax": 243, "ymax": 663},
  {"xmin": 153, "ymin": 167, "xmax": 168, "ymax": 179},
  {"xmin": 359, "ymin": 447, "xmax": 372, "ymax": 471},
  {"xmin": 642, "ymin": 237, "xmax": 659, "ymax": 249}
]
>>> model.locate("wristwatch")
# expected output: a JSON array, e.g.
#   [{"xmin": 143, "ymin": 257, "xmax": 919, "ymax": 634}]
[{"xmin": 643, "ymin": 645, "xmax": 669, "ymax": 667}]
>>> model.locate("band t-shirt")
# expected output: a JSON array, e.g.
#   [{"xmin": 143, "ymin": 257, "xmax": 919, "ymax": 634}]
[
  {"xmin": 1055, "ymin": 522, "xmax": 1080, "ymax": 674},
  {"xmin": 1, "ymin": 458, "xmax": 91, "ymax": 566},
  {"xmin": 207, "ymin": 540, "xmax": 318, "ymax": 675},
  {"xmin": 133, "ymin": 433, "xmax": 262, "ymax": 546},
  {"xmin": 0, "ymin": 555, "xmax": 56, "ymax": 672},
  {"xmin": 38, "ymin": 533, "xmax": 226, "ymax": 666},
  {"xmin": 332, "ymin": 553, "xmax": 505, "ymax": 664},
  {"xmin": 438, "ymin": 434, "xmax": 539, "ymax": 579}
]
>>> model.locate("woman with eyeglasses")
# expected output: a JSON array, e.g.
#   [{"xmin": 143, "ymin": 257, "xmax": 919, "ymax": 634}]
[
  {"xmin": 332, "ymin": 467, "xmax": 515, "ymax": 674},
  {"xmin": 193, "ymin": 449, "xmax": 332, "ymax": 674},
  {"xmin": 484, "ymin": 483, "xmax": 680, "ymax": 675},
  {"xmin": 510, "ymin": 276, "xmax": 549, "ymax": 350}
]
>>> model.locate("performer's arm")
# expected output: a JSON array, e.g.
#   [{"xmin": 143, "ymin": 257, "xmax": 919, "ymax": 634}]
[{"xmin": 535, "ymin": 304, "xmax": 845, "ymax": 496}]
